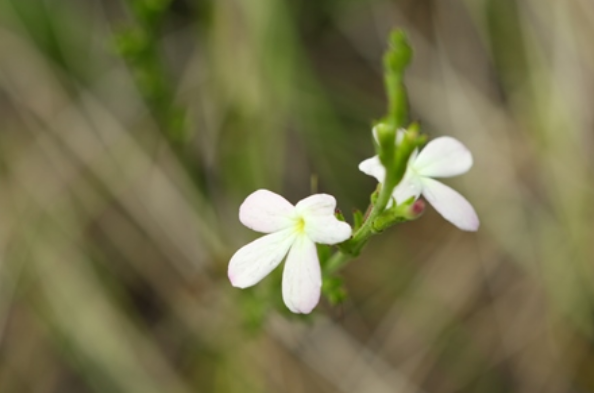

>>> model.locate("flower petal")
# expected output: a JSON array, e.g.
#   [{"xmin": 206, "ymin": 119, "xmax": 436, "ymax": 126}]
[
  {"xmin": 392, "ymin": 171, "xmax": 423, "ymax": 204},
  {"xmin": 282, "ymin": 236, "xmax": 321, "ymax": 314},
  {"xmin": 358, "ymin": 156, "xmax": 385, "ymax": 183},
  {"xmin": 294, "ymin": 194, "xmax": 351, "ymax": 244},
  {"xmin": 295, "ymin": 193, "xmax": 337, "ymax": 217},
  {"xmin": 239, "ymin": 189, "xmax": 295, "ymax": 233},
  {"xmin": 305, "ymin": 216, "xmax": 352, "ymax": 244},
  {"xmin": 228, "ymin": 229, "xmax": 296, "ymax": 288},
  {"xmin": 413, "ymin": 137, "xmax": 473, "ymax": 178},
  {"xmin": 420, "ymin": 178, "xmax": 479, "ymax": 231}
]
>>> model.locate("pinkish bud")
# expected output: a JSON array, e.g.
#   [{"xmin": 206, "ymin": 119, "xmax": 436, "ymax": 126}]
[{"xmin": 407, "ymin": 199, "xmax": 425, "ymax": 220}]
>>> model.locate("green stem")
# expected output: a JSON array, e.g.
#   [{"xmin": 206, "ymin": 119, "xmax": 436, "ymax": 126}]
[
  {"xmin": 324, "ymin": 134, "xmax": 422, "ymax": 275},
  {"xmin": 323, "ymin": 30, "xmax": 415, "ymax": 276},
  {"xmin": 324, "ymin": 250, "xmax": 350, "ymax": 275},
  {"xmin": 384, "ymin": 30, "xmax": 412, "ymax": 129},
  {"xmin": 324, "ymin": 176, "xmax": 396, "ymax": 274}
]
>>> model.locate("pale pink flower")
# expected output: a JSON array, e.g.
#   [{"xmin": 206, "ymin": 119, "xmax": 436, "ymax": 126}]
[
  {"xmin": 359, "ymin": 134, "xmax": 479, "ymax": 231},
  {"xmin": 228, "ymin": 190, "xmax": 352, "ymax": 313}
]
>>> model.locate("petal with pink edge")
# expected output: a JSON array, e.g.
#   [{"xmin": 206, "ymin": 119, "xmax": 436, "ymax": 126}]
[
  {"xmin": 421, "ymin": 178, "xmax": 479, "ymax": 231},
  {"xmin": 228, "ymin": 229, "xmax": 296, "ymax": 288},
  {"xmin": 295, "ymin": 193, "xmax": 337, "ymax": 217},
  {"xmin": 239, "ymin": 189, "xmax": 295, "ymax": 233},
  {"xmin": 392, "ymin": 171, "xmax": 423, "ymax": 205},
  {"xmin": 414, "ymin": 137, "xmax": 473, "ymax": 178},
  {"xmin": 282, "ymin": 236, "xmax": 322, "ymax": 314},
  {"xmin": 305, "ymin": 216, "xmax": 351, "ymax": 245}
]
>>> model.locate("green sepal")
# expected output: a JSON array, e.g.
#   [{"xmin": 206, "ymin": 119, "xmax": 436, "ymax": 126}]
[
  {"xmin": 371, "ymin": 195, "xmax": 426, "ymax": 232},
  {"xmin": 370, "ymin": 185, "xmax": 380, "ymax": 205},
  {"xmin": 334, "ymin": 208, "xmax": 346, "ymax": 222}
]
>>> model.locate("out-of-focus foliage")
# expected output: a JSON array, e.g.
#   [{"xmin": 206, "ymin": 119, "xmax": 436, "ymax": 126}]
[{"xmin": 0, "ymin": 0, "xmax": 593, "ymax": 392}]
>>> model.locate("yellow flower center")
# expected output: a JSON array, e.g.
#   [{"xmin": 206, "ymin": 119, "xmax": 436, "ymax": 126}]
[{"xmin": 295, "ymin": 216, "xmax": 306, "ymax": 234}]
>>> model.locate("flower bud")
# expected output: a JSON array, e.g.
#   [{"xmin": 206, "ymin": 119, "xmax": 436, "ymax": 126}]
[
  {"xmin": 374, "ymin": 123, "xmax": 396, "ymax": 170},
  {"xmin": 384, "ymin": 30, "xmax": 412, "ymax": 72},
  {"xmin": 405, "ymin": 199, "xmax": 425, "ymax": 220}
]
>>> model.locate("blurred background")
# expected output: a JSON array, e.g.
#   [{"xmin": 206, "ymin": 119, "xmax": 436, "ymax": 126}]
[{"xmin": 1, "ymin": 0, "xmax": 594, "ymax": 392}]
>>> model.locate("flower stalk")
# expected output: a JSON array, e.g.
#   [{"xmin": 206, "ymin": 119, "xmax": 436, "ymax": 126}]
[
  {"xmin": 322, "ymin": 30, "xmax": 417, "ymax": 276},
  {"xmin": 383, "ymin": 30, "xmax": 412, "ymax": 130}
]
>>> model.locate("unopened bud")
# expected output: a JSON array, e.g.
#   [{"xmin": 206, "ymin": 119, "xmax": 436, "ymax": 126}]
[
  {"xmin": 375, "ymin": 124, "xmax": 396, "ymax": 151},
  {"xmin": 386, "ymin": 30, "xmax": 412, "ymax": 72},
  {"xmin": 406, "ymin": 199, "xmax": 425, "ymax": 220},
  {"xmin": 371, "ymin": 198, "xmax": 425, "ymax": 232},
  {"xmin": 374, "ymin": 123, "xmax": 397, "ymax": 171}
]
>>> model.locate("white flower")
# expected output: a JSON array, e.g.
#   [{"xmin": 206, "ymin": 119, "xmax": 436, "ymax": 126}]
[
  {"xmin": 228, "ymin": 189, "xmax": 352, "ymax": 314},
  {"xmin": 359, "ymin": 134, "xmax": 479, "ymax": 231}
]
